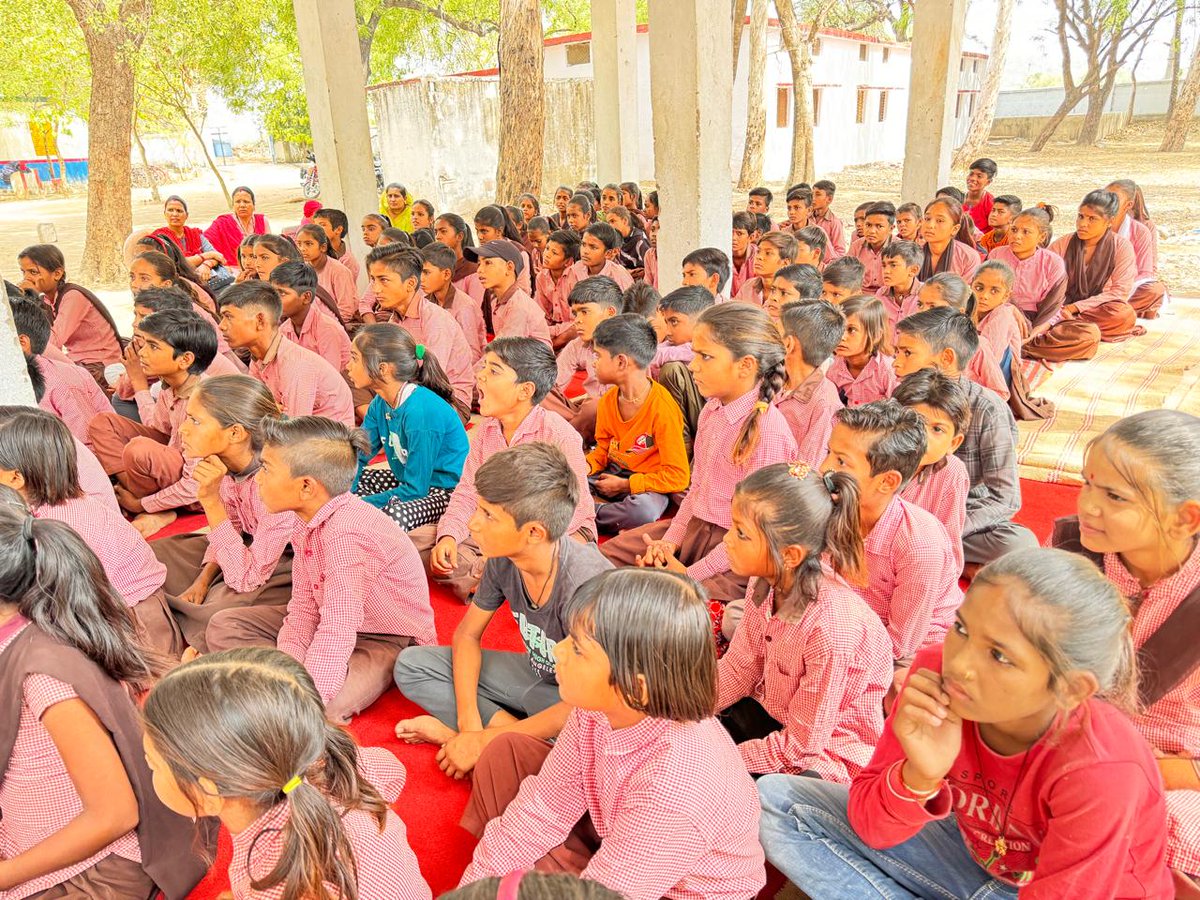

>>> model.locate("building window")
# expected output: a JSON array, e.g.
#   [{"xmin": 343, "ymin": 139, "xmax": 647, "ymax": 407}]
[
  {"xmin": 955, "ymin": 92, "xmax": 965, "ymax": 117},
  {"xmin": 856, "ymin": 88, "xmax": 867, "ymax": 124},
  {"xmin": 859, "ymin": 43, "xmax": 869, "ymax": 61},
  {"xmin": 882, "ymin": 47, "xmax": 890, "ymax": 63},
  {"xmin": 777, "ymin": 86, "xmax": 791, "ymax": 128},
  {"xmin": 813, "ymin": 88, "xmax": 822, "ymax": 126},
  {"xmin": 566, "ymin": 42, "xmax": 591, "ymax": 66},
  {"xmin": 968, "ymin": 92, "xmax": 976, "ymax": 116},
  {"xmin": 812, "ymin": 37, "xmax": 822, "ymax": 56},
  {"xmin": 878, "ymin": 90, "xmax": 888, "ymax": 122}
]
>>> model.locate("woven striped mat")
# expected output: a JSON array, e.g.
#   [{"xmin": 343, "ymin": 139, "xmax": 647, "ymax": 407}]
[{"xmin": 1016, "ymin": 296, "xmax": 1200, "ymax": 485}]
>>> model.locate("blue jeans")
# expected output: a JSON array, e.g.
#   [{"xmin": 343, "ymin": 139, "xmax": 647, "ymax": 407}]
[{"xmin": 757, "ymin": 775, "xmax": 1019, "ymax": 900}]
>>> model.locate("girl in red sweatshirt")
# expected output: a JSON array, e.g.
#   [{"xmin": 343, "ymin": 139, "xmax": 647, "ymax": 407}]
[{"xmin": 758, "ymin": 547, "xmax": 1173, "ymax": 899}]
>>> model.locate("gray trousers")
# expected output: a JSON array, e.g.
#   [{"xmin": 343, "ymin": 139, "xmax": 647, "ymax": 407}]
[
  {"xmin": 393, "ymin": 645, "xmax": 560, "ymax": 728},
  {"xmin": 593, "ymin": 491, "xmax": 670, "ymax": 534},
  {"xmin": 962, "ymin": 520, "xmax": 1039, "ymax": 566}
]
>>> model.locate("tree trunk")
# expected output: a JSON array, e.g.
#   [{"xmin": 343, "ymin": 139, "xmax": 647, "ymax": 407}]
[
  {"xmin": 1161, "ymin": 38, "xmax": 1200, "ymax": 151},
  {"xmin": 496, "ymin": 0, "xmax": 544, "ymax": 200},
  {"xmin": 1030, "ymin": 85, "xmax": 1087, "ymax": 152},
  {"xmin": 951, "ymin": 0, "xmax": 1013, "ymax": 167},
  {"xmin": 1166, "ymin": 0, "xmax": 1184, "ymax": 116},
  {"xmin": 731, "ymin": 0, "xmax": 749, "ymax": 75},
  {"xmin": 775, "ymin": 0, "xmax": 816, "ymax": 184},
  {"xmin": 65, "ymin": 0, "xmax": 150, "ymax": 286},
  {"xmin": 736, "ymin": 0, "xmax": 768, "ymax": 190},
  {"xmin": 132, "ymin": 110, "xmax": 160, "ymax": 202},
  {"xmin": 1077, "ymin": 62, "xmax": 1120, "ymax": 145},
  {"xmin": 181, "ymin": 106, "xmax": 231, "ymax": 206}
]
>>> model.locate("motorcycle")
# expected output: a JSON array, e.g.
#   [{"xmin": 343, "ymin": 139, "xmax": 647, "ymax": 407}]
[{"xmin": 299, "ymin": 152, "xmax": 385, "ymax": 197}]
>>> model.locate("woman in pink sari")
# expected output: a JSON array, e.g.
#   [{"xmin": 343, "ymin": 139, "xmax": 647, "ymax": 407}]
[{"xmin": 203, "ymin": 185, "xmax": 270, "ymax": 271}]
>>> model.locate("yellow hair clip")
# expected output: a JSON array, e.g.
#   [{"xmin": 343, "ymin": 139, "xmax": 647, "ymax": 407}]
[
  {"xmin": 787, "ymin": 461, "xmax": 811, "ymax": 480},
  {"xmin": 754, "ymin": 401, "xmax": 769, "ymax": 413},
  {"xmin": 281, "ymin": 775, "xmax": 303, "ymax": 795}
]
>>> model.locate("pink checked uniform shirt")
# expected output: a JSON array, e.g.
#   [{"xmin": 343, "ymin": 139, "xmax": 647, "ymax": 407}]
[
  {"xmin": 202, "ymin": 471, "xmax": 298, "ymax": 593},
  {"xmin": 490, "ymin": 285, "xmax": 552, "ymax": 347},
  {"xmin": 826, "ymin": 354, "xmax": 898, "ymax": 407},
  {"xmin": 650, "ymin": 340, "xmax": 694, "ymax": 380},
  {"xmin": 461, "ymin": 709, "xmax": 766, "ymax": 900},
  {"xmin": 437, "ymin": 405, "xmax": 595, "ymax": 546},
  {"xmin": 717, "ymin": 575, "xmax": 892, "ymax": 780},
  {"xmin": 317, "ymin": 256, "xmax": 360, "ymax": 321},
  {"xmin": 278, "ymin": 492, "xmax": 436, "ymax": 703},
  {"xmin": 664, "ymin": 389, "xmax": 798, "ymax": 583},
  {"xmin": 556, "ymin": 336, "xmax": 602, "ymax": 398},
  {"xmin": 1107, "ymin": 544, "xmax": 1200, "ymax": 874},
  {"xmin": 33, "ymin": 496, "xmax": 166, "ymax": 607},
  {"xmin": 986, "ymin": 246, "xmax": 1067, "ymax": 316},
  {"xmin": 570, "ymin": 259, "xmax": 634, "ymax": 292},
  {"xmin": 899, "ymin": 454, "xmax": 970, "ymax": 573},
  {"xmin": 132, "ymin": 381, "xmax": 200, "ymax": 513},
  {"xmin": 926, "ymin": 241, "xmax": 982, "ymax": 281},
  {"xmin": 227, "ymin": 746, "xmax": 430, "ymax": 900},
  {"xmin": 774, "ymin": 366, "xmax": 843, "ymax": 467},
  {"xmin": 46, "ymin": 288, "xmax": 121, "ymax": 365},
  {"xmin": 386, "ymin": 297, "xmax": 475, "ymax": 410},
  {"xmin": 534, "ymin": 265, "xmax": 580, "ymax": 339},
  {"xmin": 876, "ymin": 279, "xmax": 922, "ymax": 342},
  {"xmin": 280, "ymin": 305, "xmax": 352, "ymax": 373},
  {"xmin": 250, "ymin": 332, "xmax": 354, "ymax": 425},
  {"xmin": 0, "ymin": 624, "xmax": 141, "ymax": 900},
  {"xmin": 733, "ymin": 277, "xmax": 766, "ymax": 308},
  {"xmin": 437, "ymin": 284, "xmax": 486, "ymax": 360},
  {"xmin": 730, "ymin": 249, "xmax": 756, "ymax": 297},
  {"xmin": 860, "ymin": 496, "xmax": 963, "ymax": 660},
  {"xmin": 36, "ymin": 354, "xmax": 110, "ymax": 446},
  {"xmin": 811, "ymin": 210, "xmax": 848, "ymax": 258},
  {"xmin": 74, "ymin": 436, "xmax": 119, "ymax": 511},
  {"xmin": 848, "ymin": 238, "xmax": 887, "ymax": 292},
  {"xmin": 978, "ymin": 303, "xmax": 1024, "ymax": 366},
  {"xmin": 114, "ymin": 346, "xmax": 241, "ymax": 402}
]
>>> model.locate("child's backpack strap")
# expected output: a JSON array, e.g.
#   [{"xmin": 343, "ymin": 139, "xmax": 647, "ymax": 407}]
[{"xmin": 314, "ymin": 284, "xmax": 348, "ymax": 328}]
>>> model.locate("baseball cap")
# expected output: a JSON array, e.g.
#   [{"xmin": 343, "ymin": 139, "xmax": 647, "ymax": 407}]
[{"xmin": 464, "ymin": 240, "xmax": 524, "ymax": 275}]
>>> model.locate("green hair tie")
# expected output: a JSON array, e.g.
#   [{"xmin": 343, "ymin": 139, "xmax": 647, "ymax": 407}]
[{"xmin": 415, "ymin": 343, "xmax": 426, "ymax": 361}]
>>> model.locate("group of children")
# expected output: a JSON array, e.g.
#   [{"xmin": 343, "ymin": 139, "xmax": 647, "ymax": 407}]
[{"xmin": 0, "ymin": 164, "xmax": 1192, "ymax": 900}]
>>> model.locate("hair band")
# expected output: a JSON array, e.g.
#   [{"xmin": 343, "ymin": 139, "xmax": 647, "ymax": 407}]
[
  {"xmin": 787, "ymin": 461, "xmax": 811, "ymax": 480},
  {"xmin": 497, "ymin": 870, "xmax": 525, "ymax": 900},
  {"xmin": 754, "ymin": 401, "xmax": 768, "ymax": 413},
  {"xmin": 20, "ymin": 514, "xmax": 34, "ymax": 546},
  {"xmin": 415, "ymin": 343, "xmax": 426, "ymax": 361},
  {"xmin": 823, "ymin": 471, "xmax": 840, "ymax": 496},
  {"xmin": 281, "ymin": 775, "xmax": 303, "ymax": 795}
]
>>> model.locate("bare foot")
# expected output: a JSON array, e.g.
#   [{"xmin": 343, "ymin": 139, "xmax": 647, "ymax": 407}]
[
  {"xmin": 395, "ymin": 715, "xmax": 457, "ymax": 746},
  {"xmin": 131, "ymin": 510, "xmax": 177, "ymax": 539}
]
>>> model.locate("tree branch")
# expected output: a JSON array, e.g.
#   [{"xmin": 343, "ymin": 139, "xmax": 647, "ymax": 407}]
[{"xmin": 375, "ymin": 0, "xmax": 499, "ymax": 37}]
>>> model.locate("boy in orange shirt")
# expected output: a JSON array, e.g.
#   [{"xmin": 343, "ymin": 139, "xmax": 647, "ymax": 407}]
[{"xmin": 587, "ymin": 314, "xmax": 690, "ymax": 533}]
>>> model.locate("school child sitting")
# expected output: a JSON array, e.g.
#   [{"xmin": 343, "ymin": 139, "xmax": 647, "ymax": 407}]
[
  {"xmin": 895, "ymin": 202, "xmax": 922, "ymax": 243},
  {"xmin": 314, "ymin": 207, "xmax": 359, "ymax": 284},
  {"xmin": 0, "ymin": 498, "xmax": 212, "ymax": 899},
  {"xmin": 821, "ymin": 256, "xmax": 866, "ymax": 304},
  {"xmin": 0, "ymin": 409, "xmax": 180, "ymax": 655},
  {"xmin": 295, "ymin": 223, "xmax": 358, "ymax": 322},
  {"xmin": 88, "ymin": 309, "xmax": 216, "ymax": 528},
  {"xmin": 758, "ymin": 548, "xmax": 1173, "ymax": 899},
  {"xmin": 1108, "ymin": 178, "xmax": 1167, "ymax": 319},
  {"xmin": 979, "ymin": 194, "xmax": 1021, "ymax": 254},
  {"xmin": 143, "ymin": 647, "xmax": 432, "ymax": 900},
  {"xmin": 602, "ymin": 304, "xmax": 799, "ymax": 635},
  {"xmin": 643, "ymin": 216, "xmax": 660, "ymax": 288},
  {"xmin": 730, "ymin": 211, "xmax": 758, "ymax": 296},
  {"xmin": 819, "ymin": 400, "xmax": 961, "ymax": 661},
  {"xmin": 269, "ymin": 261, "xmax": 351, "ymax": 373},
  {"xmin": 893, "ymin": 308, "xmax": 1038, "ymax": 568},
  {"xmin": 777, "ymin": 300, "xmax": 845, "ymax": 465},
  {"xmin": 810, "ymin": 179, "xmax": 847, "ymax": 257},
  {"xmin": 466, "ymin": 240, "xmax": 553, "ymax": 347},
  {"xmin": 717, "ymin": 461, "xmax": 893, "ymax": 781},
  {"xmin": 916, "ymin": 273, "xmax": 1010, "ymax": 402},
  {"xmin": 1055, "ymin": 411, "xmax": 1200, "ymax": 886},
  {"xmin": 851, "ymin": 203, "xmax": 872, "ymax": 242},
  {"xmin": 531, "ymin": 229, "xmax": 582, "ymax": 349},
  {"xmin": 541, "ymin": 276, "xmax": 621, "ymax": 444},
  {"xmin": 621, "ymin": 281, "xmax": 666, "ymax": 341},
  {"xmin": 217, "ymin": 281, "xmax": 355, "ymax": 425},
  {"xmin": 409, "ymin": 337, "xmax": 596, "ymax": 601},
  {"xmin": 605, "ymin": 206, "xmax": 649, "ymax": 276},
  {"xmin": 10, "ymin": 295, "xmax": 109, "ymax": 447},
  {"xmin": 781, "ymin": 185, "xmax": 812, "ymax": 235},
  {"xmin": 963, "ymin": 156, "xmax": 998, "ymax": 233},
  {"xmin": 350, "ymin": 324, "xmax": 469, "ymax": 531},
  {"xmin": 794, "ymin": 226, "xmax": 829, "ymax": 268},
  {"xmin": 681, "ymin": 246, "xmax": 733, "ymax": 302},
  {"xmin": 475, "ymin": 205, "xmax": 534, "ymax": 294},
  {"xmin": 434, "ymin": 213, "xmax": 487, "ymax": 309},
  {"xmin": 16, "ymin": 244, "xmax": 122, "ymax": 388},
  {"xmin": 395, "ymin": 443, "xmax": 612, "ymax": 776},
  {"xmin": 919, "ymin": 197, "xmax": 981, "ymax": 281},
  {"xmin": 876, "ymin": 240, "xmax": 923, "ymax": 333},
  {"xmin": 849, "ymin": 201, "xmax": 895, "ymax": 292},
  {"xmin": 586, "ymin": 315, "xmax": 690, "ymax": 533},
  {"xmin": 764, "ymin": 263, "xmax": 822, "ymax": 332},
  {"xmin": 147, "ymin": 375, "xmax": 296, "ymax": 653},
  {"xmin": 735, "ymin": 232, "xmax": 798, "ymax": 308},
  {"xmin": 458, "ymin": 568, "xmax": 767, "ymax": 899},
  {"xmin": 570, "ymin": 222, "xmax": 635, "ymax": 292},
  {"xmin": 652, "ymin": 286, "xmax": 716, "ymax": 455},
  {"xmin": 419, "ymin": 241, "xmax": 486, "ymax": 359},
  {"xmin": 892, "ymin": 370, "xmax": 971, "ymax": 573},
  {"xmin": 366, "ymin": 244, "xmax": 474, "ymax": 414},
  {"xmin": 205, "ymin": 416, "xmax": 436, "ymax": 722},
  {"xmin": 827, "ymin": 295, "xmax": 898, "ymax": 406},
  {"xmin": 747, "ymin": 185, "xmax": 773, "ymax": 216},
  {"xmin": 565, "ymin": 192, "xmax": 597, "ymax": 235}
]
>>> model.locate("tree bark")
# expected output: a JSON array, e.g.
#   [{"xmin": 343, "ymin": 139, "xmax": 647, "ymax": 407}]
[
  {"xmin": 776, "ymin": 0, "xmax": 818, "ymax": 184},
  {"xmin": 1030, "ymin": 86, "xmax": 1087, "ymax": 151},
  {"xmin": 64, "ymin": 0, "xmax": 150, "ymax": 286},
  {"xmin": 131, "ymin": 109, "xmax": 160, "ymax": 203},
  {"xmin": 737, "ymin": 0, "xmax": 768, "ymax": 189},
  {"xmin": 731, "ymin": 0, "xmax": 749, "ymax": 74},
  {"xmin": 1161, "ymin": 38, "xmax": 1200, "ymax": 151},
  {"xmin": 496, "ymin": 0, "xmax": 544, "ymax": 200},
  {"xmin": 1166, "ymin": 0, "xmax": 1184, "ymax": 116},
  {"xmin": 951, "ymin": 0, "xmax": 1012, "ymax": 167}
]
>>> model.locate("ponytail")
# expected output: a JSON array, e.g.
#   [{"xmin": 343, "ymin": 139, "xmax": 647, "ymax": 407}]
[
  {"xmin": 924, "ymin": 273, "xmax": 976, "ymax": 318},
  {"xmin": 821, "ymin": 470, "xmax": 864, "ymax": 586},
  {"xmin": 436, "ymin": 214, "xmax": 475, "ymax": 250},
  {"xmin": 733, "ymin": 357, "xmax": 787, "ymax": 466}
]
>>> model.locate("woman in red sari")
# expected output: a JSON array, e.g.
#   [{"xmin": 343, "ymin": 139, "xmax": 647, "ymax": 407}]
[
  {"xmin": 151, "ymin": 196, "xmax": 226, "ymax": 284},
  {"xmin": 203, "ymin": 185, "xmax": 270, "ymax": 271}
]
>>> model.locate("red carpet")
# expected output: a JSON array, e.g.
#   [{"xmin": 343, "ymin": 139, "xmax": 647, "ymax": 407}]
[{"xmin": 180, "ymin": 479, "xmax": 1080, "ymax": 899}]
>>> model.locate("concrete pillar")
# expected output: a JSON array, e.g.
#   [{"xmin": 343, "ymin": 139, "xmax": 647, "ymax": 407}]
[
  {"xmin": 900, "ymin": 0, "xmax": 968, "ymax": 203},
  {"xmin": 591, "ymin": 0, "xmax": 640, "ymax": 185},
  {"xmin": 292, "ymin": 0, "xmax": 378, "ymax": 283},
  {"xmin": 648, "ymin": 0, "xmax": 733, "ymax": 293},
  {"xmin": 0, "ymin": 297, "xmax": 35, "ymax": 406}
]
